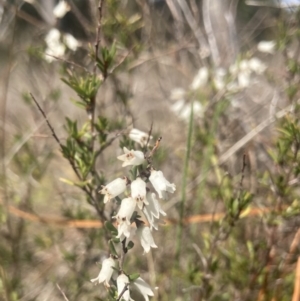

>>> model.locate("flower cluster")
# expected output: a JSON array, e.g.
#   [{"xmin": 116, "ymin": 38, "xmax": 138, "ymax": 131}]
[
  {"xmin": 91, "ymin": 130, "xmax": 175, "ymax": 300},
  {"xmin": 99, "ymin": 145, "xmax": 175, "ymax": 252}
]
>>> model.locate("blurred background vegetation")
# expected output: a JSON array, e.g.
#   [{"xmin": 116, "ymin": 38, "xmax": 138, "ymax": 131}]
[{"xmin": 1, "ymin": 0, "xmax": 300, "ymax": 300}]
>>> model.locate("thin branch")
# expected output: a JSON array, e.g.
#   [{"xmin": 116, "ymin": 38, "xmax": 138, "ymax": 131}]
[
  {"xmin": 44, "ymin": 53, "xmax": 89, "ymax": 72},
  {"xmin": 30, "ymin": 93, "xmax": 64, "ymax": 150},
  {"xmin": 56, "ymin": 284, "xmax": 70, "ymax": 301},
  {"xmin": 30, "ymin": 94, "xmax": 101, "ymax": 212},
  {"xmin": 94, "ymin": 0, "xmax": 104, "ymax": 75}
]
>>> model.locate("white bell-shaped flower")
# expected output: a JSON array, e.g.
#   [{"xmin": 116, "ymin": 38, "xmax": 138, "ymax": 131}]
[
  {"xmin": 117, "ymin": 274, "xmax": 133, "ymax": 301},
  {"xmin": 149, "ymin": 170, "xmax": 176, "ymax": 199},
  {"xmin": 114, "ymin": 197, "xmax": 136, "ymax": 223},
  {"xmin": 117, "ymin": 147, "xmax": 145, "ymax": 167},
  {"xmin": 116, "ymin": 219, "xmax": 132, "ymax": 239},
  {"xmin": 133, "ymin": 277, "xmax": 154, "ymax": 301},
  {"xmin": 143, "ymin": 193, "xmax": 166, "ymax": 230},
  {"xmin": 99, "ymin": 177, "xmax": 127, "ymax": 203},
  {"xmin": 129, "ymin": 129, "xmax": 152, "ymax": 147},
  {"xmin": 137, "ymin": 226, "xmax": 157, "ymax": 253},
  {"xmin": 116, "ymin": 220, "xmax": 132, "ymax": 239},
  {"xmin": 131, "ymin": 178, "xmax": 148, "ymax": 209},
  {"xmin": 90, "ymin": 257, "xmax": 115, "ymax": 287},
  {"xmin": 117, "ymin": 223, "xmax": 136, "ymax": 242}
]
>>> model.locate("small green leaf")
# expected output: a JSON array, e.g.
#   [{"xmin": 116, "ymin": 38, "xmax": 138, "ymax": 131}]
[
  {"xmin": 128, "ymin": 273, "xmax": 140, "ymax": 282},
  {"xmin": 105, "ymin": 221, "xmax": 118, "ymax": 235},
  {"xmin": 127, "ymin": 241, "xmax": 134, "ymax": 250},
  {"xmin": 108, "ymin": 240, "xmax": 118, "ymax": 256}
]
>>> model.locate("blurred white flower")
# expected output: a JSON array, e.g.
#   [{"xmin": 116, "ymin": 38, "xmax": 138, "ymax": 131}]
[
  {"xmin": 133, "ymin": 277, "xmax": 154, "ymax": 301},
  {"xmin": 170, "ymin": 99, "xmax": 185, "ymax": 115},
  {"xmin": 248, "ymin": 57, "xmax": 266, "ymax": 74},
  {"xmin": 190, "ymin": 67, "xmax": 209, "ymax": 90},
  {"xmin": 117, "ymin": 274, "xmax": 133, "ymax": 301},
  {"xmin": 170, "ymin": 88, "xmax": 186, "ymax": 101},
  {"xmin": 149, "ymin": 170, "xmax": 176, "ymax": 199},
  {"xmin": 44, "ymin": 29, "xmax": 65, "ymax": 62},
  {"xmin": 99, "ymin": 177, "xmax": 127, "ymax": 203},
  {"xmin": 90, "ymin": 257, "xmax": 115, "ymax": 287},
  {"xmin": 213, "ymin": 68, "xmax": 227, "ymax": 90},
  {"xmin": 238, "ymin": 72, "xmax": 251, "ymax": 88},
  {"xmin": 64, "ymin": 34, "xmax": 79, "ymax": 51},
  {"xmin": 257, "ymin": 40, "xmax": 276, "ymax": 54},
  {"xmin": 129, "ymin": 128, "xmax": 152, "ymax": 147},
  {"xmin": 179, "ymin": 102, "xmax": 203, "ymax": 121},
  {"xmin": 53, "ymin": 0, "xmax": 70, "ymax": 18},
  {"xmin": 114, "ymin": 197, "xmax": 137, "ymax": 223},
  {"xmin": 44, "ymin": 29, "xmax": 78, "ymax": 62},
  {"xmin": 117, "ymin": 147, "xmax": 145, "ymax": 167},
  {"xmin": 137, "ymin": 226, "xmax": 157, "ymax": 253},
  {"xmin": 131, "ymin": 178, "xmax": 148, "ymax": 209}
]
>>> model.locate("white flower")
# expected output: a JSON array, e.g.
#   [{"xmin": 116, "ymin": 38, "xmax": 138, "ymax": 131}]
[
  {"xmin": 99, "ymin": 177, "xmax": 127, "ymax": 203},
  {"xmin": 143, "ymin": 193, "xmax": 166, "ymax": 230},
  {"xmin": 117, "ymin": 147, "xmax": 145, "ymax": 167},
  {"xmin": 190, "ymin": 67, "xmax": 209, "ymax": 90},
  {"xmin": 133, "ymin": 277, "xmax": 154, "ymax": 301},
  {"xmin": 171, "ymin": 99, "xmax": 185, "ymax": 115},
  {"xmin": 129, "ymin": 129, "xmax": 152, "ymax": 147},
  {"xmin": 117, "ymin": 223, "xmax": 136, "ymax": 242},
  {"xmin": 238, "ymin": 71, "xmax": 251, "ymax": 88},
  {"xmin": 170, "ymin": 88, "xmax": 186, "ymax": 101},
  {"xmin": 116, "ymin": 219, "xmax": 133, "ymax": 239},
  {"xmin": 114, "ymin": 197, "xmax": 137, "ymax": 223},
  {"xmin": 213, "ymin": 68, "xmax": 227, "ymax": 90},
  {"xmin": 44, "ymin": 29, "xmax": 65, "ymax": 62},
  {"xmin": 137, "ymin": 226, "xmax": 157, "ymax": 253},
  {"xmin": 257, "ymin": 40, "xmax": 276, "ymax": 54},
  {"xmin": 64, "ymin": 34, "xmax": 79, "ymax": 51},
  {"xmin": 90, "ymin": 257, "xmax": 115, "ymax": 287},
  {"xmin": 147, "ymin": 192, "xmax": 166, "ymax": 218},
  {"xmin": 117, "ymin": 274, "xmax": 133, "ymax": 301},
  {"xmin": 149, "ymin": 170, "xmax": 176, "ymax": 199},
  {"xmin": 131, "ymin": 178, "xmax": 148, "ymax": 209},
  {"xmin": 53, "ymin": 0, "xmax": 70, "ymax": 18},
  {"xmin": 248, "ymin": 57, "xmax": 266, "ymax": 74}
]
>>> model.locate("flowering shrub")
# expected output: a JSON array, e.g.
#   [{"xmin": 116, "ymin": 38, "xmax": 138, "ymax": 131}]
[{"xmin": 91, "ymin": 132, "xmax": 175, "ymax": 300}]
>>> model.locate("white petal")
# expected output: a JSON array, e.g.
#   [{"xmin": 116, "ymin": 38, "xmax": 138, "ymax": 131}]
[
  {"xmin": 131, "ymin": 178, "xmax": 147, "ymax": 209},
  {"xmin": 117, "ymin": 274, "xmax": 132, "ymax": 301},
  {"xmin": 137, "ymin": 226, "xmax": 157, "ymax": 253},
  {"xmin": 117, "ymin": 220, "xmax": 132, "ymax": 238},
  {"xmin": 115, "ymin": 197, "xmax": 136, "ymax": 223},
  {"xmin": 90, "ymin": 257, "xmax": 115, "ymax": 286},
  {"xmin": 117, "ymin": 147, "xmax": 145, "ymax": 167},
  {"xmin": 149, "ymin": 170, "xmax": 176, "ymax": 199},
  {"xmin": 257, "ymin": 40, "xmax": 276, "ymax": 54},
  {"xmin": 99, "ymin": 178, "xmax": 127, "ymax": 203},
  {"xmin": 129, "ymin": 129, "xmax": 152, "ymax": 147},
  {"xmin": 133, "ymin": 277, "xmax": 154, "ymax": 301}
]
